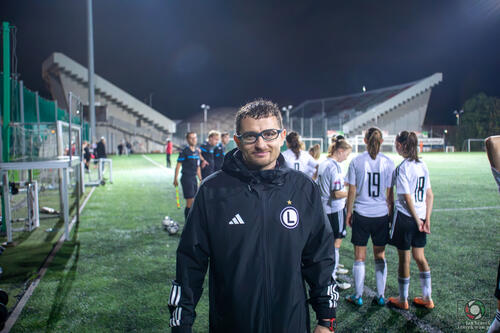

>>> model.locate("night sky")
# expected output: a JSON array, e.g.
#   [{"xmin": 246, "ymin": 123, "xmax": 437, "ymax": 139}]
[{"xmin": 1, "ymin": 0, "xmax": 499, "ymax": 125}]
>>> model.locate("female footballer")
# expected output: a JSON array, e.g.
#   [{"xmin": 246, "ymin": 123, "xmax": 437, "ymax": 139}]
[
  {"xmin": 317, "ymin": 136, "xmax": 352, "ymax": 290},
  {"xmin": 387, "ymin": 131, "xmax": 434, "ymax": 310},
  {"xmin": 345, "ymin": 127, "xmax": 395, "ymax": 306}
]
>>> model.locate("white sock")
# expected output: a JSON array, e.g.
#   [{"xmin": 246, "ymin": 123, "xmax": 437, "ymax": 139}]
[
  {"xmin": 332, "ymin": 248, "xmax": 339, "ymax": 280},
  {"xmin": 398, "ymin": 276, "xmax": 410, "ymax": 302},
  {"xmin": 487, "ymin": 309, "xmax": 500, "ymax": 333},
  {"xmin": 374, "ymin": 259, "xmax": 387, "ymax": 298},
  {"xmin": 419, "ymin": 271, "xmax": 432, "ymax": 299},
  {"xmin": 353, "ymin": 261, "xmax": 365, "ymax": 298}
]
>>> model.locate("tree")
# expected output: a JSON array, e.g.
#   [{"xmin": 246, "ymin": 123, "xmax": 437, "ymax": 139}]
[{"xmin": 455, "ymin": 93, "xmax": 500, "ymax": 150}]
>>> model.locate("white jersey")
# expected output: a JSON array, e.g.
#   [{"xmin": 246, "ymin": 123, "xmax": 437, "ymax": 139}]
[
  {"xmin": 305, "ymin": 164, "xmax": 318, "ymax": 179},
  {"xmin": 317, "ymin": 158, "xmax": 346, "ymax": 214},
  {"xmin": 282, "ymin": 149, "xmax": 318, "ymax": 176},
  {"xmin": 394, "ymin": 159, "xmax": 431, "ymax": 219},
  {"xmin": 346, "ymin": 151, "xmax": 395, "ymax": 217}
]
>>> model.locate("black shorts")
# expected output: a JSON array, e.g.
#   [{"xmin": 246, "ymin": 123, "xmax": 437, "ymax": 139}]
[
  {"xmin": 389, "ymin": 210, "xmax": 427, "ymax": 250},
  {"xmin": 180, "ymin": 175, "xmax": 198, "ymax": 199},
  {"xmin": 327, "ymin": 209, "xmax": 347, "ymax": 239},
  {"xmin": 495, "ymin": 260, "xmax": 500, "ymax": 300},
  {"xmin": 351, "ymin": 211, "xmax": 389, "ymax": 247}
]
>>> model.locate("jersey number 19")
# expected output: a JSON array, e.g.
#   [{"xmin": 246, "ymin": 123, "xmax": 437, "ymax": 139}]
[{"xmin": 367, "ymin": 172, "xmax": 380, "ymax": 197}]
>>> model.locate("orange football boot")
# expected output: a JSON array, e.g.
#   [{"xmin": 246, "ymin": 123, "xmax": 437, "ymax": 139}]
[
  {"xmin": 413, "ymin": 296, "xmax": 434, "ymax": 309},
  {"xmin": 387, "ymin": 297, "xmax": 409, "ymax": 310}
]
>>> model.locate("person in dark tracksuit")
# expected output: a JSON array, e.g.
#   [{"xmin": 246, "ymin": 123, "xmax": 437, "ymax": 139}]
[
  {"xmin": 213, "ymin": 132, "xmax": 229, "ymax": 171},
  {"xmin": 168, "ymin": 100, "xmax": 338, "ymax": 333},
  {"xmin": 173, "ymin": 132, "xmax": 202, "ymax": 221},
  {"xmin": 199, "ymin": 130, "xmax": 220, "ymax": 179}
]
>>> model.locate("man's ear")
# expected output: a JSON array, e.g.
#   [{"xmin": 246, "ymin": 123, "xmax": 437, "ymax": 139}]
[{"xmin": 234, "ymin": 135, "xmax": 241, "ymax": 147}]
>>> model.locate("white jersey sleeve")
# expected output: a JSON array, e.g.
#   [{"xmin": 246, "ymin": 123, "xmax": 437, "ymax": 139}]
[
  {"xmin": 347, "ymin": 159, "xmax": 356, "ymax": 185},
  {"xmin": 306, "ymin": 153, "xmax": 319, "ymax": 169}
]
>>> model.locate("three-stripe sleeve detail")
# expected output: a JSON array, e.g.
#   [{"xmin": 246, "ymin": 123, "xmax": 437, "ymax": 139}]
[
  {"xmin": 169, "ymin": 284, "xmax": 181, "ymax": 306},
  {"xmin": 169, "ymin": 284, "xmax": 183, "ymax": 327},
  {"xmin": 170, "ymin": 307, "xmax": 182, "ymax": 327},
  {"xmin": 327, "ymin": 283, "xmax": 339, "ymax": 308}
]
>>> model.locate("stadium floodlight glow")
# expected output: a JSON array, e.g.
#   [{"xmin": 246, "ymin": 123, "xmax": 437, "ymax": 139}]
[
  {"xmin": 453, "ymin": 109, "xmax": 464, "ymax": 125},
  {"xmin": 201, "ymin": 104, "xmax": 210, "ymax": 122},
  {"xmin": 362, "ymin": 86, "xmax": 366, "ymax": 92},
  {"xmin": 281, "ymin": 105, "xmax": 293, "ymax": 128}
]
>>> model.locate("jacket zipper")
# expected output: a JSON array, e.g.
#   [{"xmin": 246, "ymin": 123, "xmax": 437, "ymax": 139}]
[{"xmin": 261, "ymin": 190, "xmax": 272, "ymax": 333}]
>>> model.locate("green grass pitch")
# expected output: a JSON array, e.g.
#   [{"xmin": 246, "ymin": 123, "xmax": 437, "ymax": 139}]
[{"xmin": 0, "ymin": 152, "xmax": 498, "ymax": 332}]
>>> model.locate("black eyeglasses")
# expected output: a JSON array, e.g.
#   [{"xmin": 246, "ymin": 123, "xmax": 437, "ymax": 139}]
[{"xmin": 236, "ymin": 129, "xmax": 283, "ymax": 144}]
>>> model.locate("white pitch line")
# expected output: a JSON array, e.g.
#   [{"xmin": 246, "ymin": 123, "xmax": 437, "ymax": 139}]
[
  {"xmin": 1, "ymin": 186, "xmax": 97, "ymax": 333},
  {"xmin": 142, "ymin": 154, "xmax": 170, "ymax": 171},
  {"xmin": 433, "ymin": 205, "xmax": 500, "ymax": 212}
]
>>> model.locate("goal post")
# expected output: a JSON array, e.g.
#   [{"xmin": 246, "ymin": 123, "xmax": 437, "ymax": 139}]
[
  {"xmin": 301, "ymin": 137, "xmax": 324, "ymax": 153},
  {"xmin": 463, "ymin": 138, "xmax": 485, "ymax": 152}
]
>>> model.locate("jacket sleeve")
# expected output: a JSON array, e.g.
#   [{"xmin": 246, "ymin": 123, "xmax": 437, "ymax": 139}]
[
  {"xmin": 168, "ymin": 188, "xmax": 210, "ymax": 332},
  {"xmin": 302, "ymin": 182, "xmax": 338, "ymax": 320}
]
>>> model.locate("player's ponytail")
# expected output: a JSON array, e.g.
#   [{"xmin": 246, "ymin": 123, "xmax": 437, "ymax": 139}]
[
  {"xmin": 308, "ymin": 144, "xmax": 321, "ymax": 160},
  {"xmin": 328, "ymin": 135, "xmax": 352, "ymax": 157},
  {"xmin": 365, "ymin": 127, "xmax": 383, "ymax": 160},
  {"xmin": 396, "ymin": 130, "xmax": 420, "ymax": 162},
  {"xmin": 286, "ymin": 131, "xmax": 302, "ymax": 159}
]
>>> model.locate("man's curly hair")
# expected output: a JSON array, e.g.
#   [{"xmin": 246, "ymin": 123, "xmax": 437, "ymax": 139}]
[{"xmin": 235, "ymin": 99, "xmax": 283, "ymax": 135}]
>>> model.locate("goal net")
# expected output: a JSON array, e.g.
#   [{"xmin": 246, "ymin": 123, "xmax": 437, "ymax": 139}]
[
  {"xmin": 462, "ymin": 138, "xmax": 485, "ymax": 152},
  {"xmin": 4, "ymin": 121, "xmax": 82, "ymax": 235}
]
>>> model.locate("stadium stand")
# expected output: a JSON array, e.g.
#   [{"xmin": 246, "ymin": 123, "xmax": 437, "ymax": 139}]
[
  {"xmin": 42, "ymin": 53, "xmax": 176, "ymax": 153},
  {"xmin": 174, "ymin": 107, "xmax": 238, "ymax": 146},
  {"xmin": 289, "ymin": 73, "xmax": 443, "ymax": 140}
]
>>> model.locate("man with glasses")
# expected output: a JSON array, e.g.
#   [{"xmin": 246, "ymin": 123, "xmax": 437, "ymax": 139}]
[{"xmin": 169, "ymin": 99, "xmax": 338, "ymax": 333}]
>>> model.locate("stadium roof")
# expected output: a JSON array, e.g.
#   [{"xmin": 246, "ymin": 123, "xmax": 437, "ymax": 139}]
[
  {"xmin": 42, "ymin": 52, "xmax": 175, "ymax": 133},
  {"xmin": 290, "ymin": 73, "xmax": 443, "ymax": 118}
]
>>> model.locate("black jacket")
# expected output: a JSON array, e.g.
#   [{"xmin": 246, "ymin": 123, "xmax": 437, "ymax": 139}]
[
  {"xmin": 96, "ymin": 141, "xmax": 106, "ymax": 159},
  {"xmin": 169, "ymin": 149, "xmax": 338, "ymax": 333}
]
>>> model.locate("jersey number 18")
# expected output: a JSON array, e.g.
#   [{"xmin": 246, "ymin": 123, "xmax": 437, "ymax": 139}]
[
  {"xmin": 367, "ymin": 172, "xmax": 380, "ymax": 197},
  {"xmin": 414, "ymin": 176, "xmax": 425, "ymax": 202}
]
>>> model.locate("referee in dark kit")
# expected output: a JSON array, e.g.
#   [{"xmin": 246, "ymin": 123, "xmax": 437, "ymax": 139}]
[{"xmin": 173, "ymin": 132, "xmax": 202, "ymax": 220}]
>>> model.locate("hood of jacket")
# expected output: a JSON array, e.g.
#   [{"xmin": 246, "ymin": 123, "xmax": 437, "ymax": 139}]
[{"xmin": 221, "ymin": 148, "xmax": 289, "ymax": 186}]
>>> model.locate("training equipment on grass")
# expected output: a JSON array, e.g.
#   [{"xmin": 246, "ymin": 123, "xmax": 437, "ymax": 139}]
[
  {"xmin": 175, "ymin": 186, "xmax": 180, "ymax": 209},
  {"xmin": 162, "ymin": 216, "xmax": 180, "ymax": 235},
  {"xmin": 162, "ymin": 216, "xmax": 172, "ymax": 227},
  {"xmin": 40, "ymin": 206, "xmax": 59, "ymax": 214},
  {"xmin": 166, "ymin": 222, "xmax": 180, "ymax": 235}
]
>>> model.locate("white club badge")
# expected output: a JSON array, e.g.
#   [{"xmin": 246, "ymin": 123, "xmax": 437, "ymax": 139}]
[{"xmin": 280, "ymin": 206, "xmax": 299, "ymax": 229}]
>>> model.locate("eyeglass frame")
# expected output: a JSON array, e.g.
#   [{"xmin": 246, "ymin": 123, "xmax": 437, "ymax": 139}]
[{"xmin": 235, "ymin": 128, "xmax": 284, "ymax": 144}]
